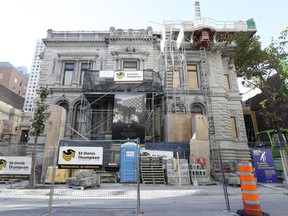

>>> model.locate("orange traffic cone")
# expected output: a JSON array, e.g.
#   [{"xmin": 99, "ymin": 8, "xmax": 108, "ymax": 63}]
[{"xmin": 236, "ymin": 160, "xmax": 269, "ymax": 216}]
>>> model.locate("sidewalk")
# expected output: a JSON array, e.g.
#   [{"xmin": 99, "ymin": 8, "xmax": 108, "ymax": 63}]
[
  {"xmin": 257, "ymin": 182, "xmax": 288, "ymax": 193},
  {"xmin": 1, "ymin": 181, "xmax": 288, "ymax": 216}
]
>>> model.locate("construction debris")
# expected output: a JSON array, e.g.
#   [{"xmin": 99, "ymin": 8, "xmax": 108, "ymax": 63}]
[{"xmin": 66, "ymin": 171, "xmax": 100, "ymax": 190}]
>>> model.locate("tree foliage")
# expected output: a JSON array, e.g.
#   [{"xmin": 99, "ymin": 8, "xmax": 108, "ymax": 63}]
[
  {"xmin": 29, "ymin": 85, "xmax": 50, "ymax": 188},
  {"xmin": 227, "ymin": 30, "xmax": 288, "ymax": 128},
  {"xmin": 30, "ymin": 86, "xmax": 50, "ymax": 142}
]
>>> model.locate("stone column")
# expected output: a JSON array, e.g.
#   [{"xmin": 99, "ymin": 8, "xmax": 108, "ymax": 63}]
[
  {"xmin": 55, "ymin": 60, "xmax": 62, "ymax": 86},
  {"xmin": 66, "ymin": 107, "xmax": 74, "ymax": 138},
  {"xmin": 72, "ymin": 61, "xmax": 79, "ymax": 86}
]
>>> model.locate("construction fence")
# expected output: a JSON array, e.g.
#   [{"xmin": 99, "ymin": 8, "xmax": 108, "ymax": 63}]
[{"xmin": 0, "ymin": 142, "xmax": 288, "ymax": 215}]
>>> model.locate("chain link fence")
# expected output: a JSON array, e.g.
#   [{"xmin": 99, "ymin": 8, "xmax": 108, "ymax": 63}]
[{"xmin": 0, "ymin": 141, "xmax": 288, "ymax": 215}]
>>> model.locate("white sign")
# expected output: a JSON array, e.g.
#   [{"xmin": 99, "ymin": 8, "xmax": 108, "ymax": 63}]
[
  {"xmin": 58, "ymin": 146, "xmax": 103, "ymax": 169},
  {"xmin": 0, "ymin": 156, "xmax": 32, "ymax": 176},
  {"xmin": 140, "ymin": 150, "xmax": 174, "ymax": 160},
  {"xmin": 100, "ymin": 70, "xmax": 114, "ymax": 78},
  {"xmin": 126, "ymin": 151, "xmax": 135, "ymax": 157},
  {"xmin": 114, "ymin": 71, "xmax": 143, "ymax": 82}
]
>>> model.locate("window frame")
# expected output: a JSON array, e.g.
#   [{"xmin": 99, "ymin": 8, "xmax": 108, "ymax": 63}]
[
  {"xmin": 122, "ymin": 59, "xmax": 139, "ymax": 71},
  {"xmin": 187, "ymin": 63, "xmax": 199, "ymax": 89},
  {"xmin": 79, "ymin": 62, "xmax": 92, "ymax": 85},
  {"xmin": 224, "ymin": 74, "xmax": 231, "ymax": 90},
  {"xmin": 230, "ymin": 116, "xmax": 238, "ymax": 138},
  {"xmin": 62, "ymin": 62, "xmax": 75, "ymax": 85}
]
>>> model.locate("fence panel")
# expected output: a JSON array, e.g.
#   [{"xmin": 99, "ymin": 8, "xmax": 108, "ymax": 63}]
[{"xmin": 1, "ymin": 141, "xmax": 288, "ymax": 215}]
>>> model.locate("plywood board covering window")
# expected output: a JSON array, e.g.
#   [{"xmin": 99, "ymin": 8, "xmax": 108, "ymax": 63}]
[
  {"xmin": 230, "ymin": 116, "xmax": 238, "ymax": 138},
  {"xmin": 224, "ymin": 74, "xmax": 230, "ymax": 90},
  {"xmin": 187, "ymin": 64, "xmax": 198, "ymax": 88},
  {"xmin": 173, "ymin": 69, "xmax": 180, "ymax": 88}
]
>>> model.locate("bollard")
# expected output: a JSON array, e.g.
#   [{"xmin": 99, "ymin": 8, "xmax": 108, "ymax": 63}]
[{"xmin": 236, "ymin": 160, "xmax": 269, "ymax": 216}]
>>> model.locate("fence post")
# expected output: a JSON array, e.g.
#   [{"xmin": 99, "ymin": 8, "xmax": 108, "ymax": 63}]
[
  {"xmin": 136, "ymin": 138, "xmax": 143, "ymax": 215},
  {"xmin": 47, "ymin": 140, "xmax": 60, "ymax": 214},
  {"xmin": 237, "ymin": 160, "xmax": 269, "ymax": 216}
]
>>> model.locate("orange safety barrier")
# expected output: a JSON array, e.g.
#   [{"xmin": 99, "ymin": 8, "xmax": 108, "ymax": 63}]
[{"xmin": 236, "ymin": 160, "xmax": 269, "ymax": 216}]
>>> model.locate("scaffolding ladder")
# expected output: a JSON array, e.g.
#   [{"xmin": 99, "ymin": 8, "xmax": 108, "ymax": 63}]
[
  {"xmin": 199, "ymin": 47, "xmax": 219, "ymax": 173},
  {"xmin": 163, "ymin": 22, "xmax": 188, "ymax": 113}
]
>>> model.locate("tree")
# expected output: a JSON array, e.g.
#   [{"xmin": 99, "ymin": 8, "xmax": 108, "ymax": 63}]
[
  {"xmin": 227, "ymin": 30, "xmax": 288, "ymax": 183},
  {"xmin": 29, "ymin": 86, "xmax": 50, "ymax": 188}
]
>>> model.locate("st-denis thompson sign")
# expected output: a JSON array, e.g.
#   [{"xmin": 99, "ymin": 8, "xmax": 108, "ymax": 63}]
[
  {"xmin": 58, "ymin": 146, "xmax": 103, "ymax": 169},
  {"xmin": 0, "ymin": 156, "xmax": 32, "ymax": 180}
]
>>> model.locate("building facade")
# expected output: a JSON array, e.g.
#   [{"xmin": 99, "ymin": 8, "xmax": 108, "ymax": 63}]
[
  {"xmin": 23, "ymin": 40, "xmax": 45, "ymax": 112},
  {"xmin": 38, "ymin": 18, "xmax": 256, "ymax": 169},
  {"xmin": 0, "ymin": 85, "xmax": 24, "ymax": 144},
  {"xmin": 0, "ymin": 62, "xmax": 28, "ymax": 97}
]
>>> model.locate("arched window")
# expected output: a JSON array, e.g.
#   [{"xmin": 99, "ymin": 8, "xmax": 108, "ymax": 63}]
[
  {"xmin": 190, "ymin": 103, "xmax": 205, "ymax": 115},
  {"xmin": 57, "ymin": 101, "xmax": 69, "ymax": 135},
  {"xmin": 171, "ymin": 102, "xmax": 186, "ymax": 113},
  {"xmin": 74, "ymin": 103, "xmax": 81, "ymax": 135}
]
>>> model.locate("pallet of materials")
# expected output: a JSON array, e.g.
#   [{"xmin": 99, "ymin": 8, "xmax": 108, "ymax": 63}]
[
  {"xmin": 66, "ymin": 171, "xmax": 100, "ymax": 190},
  {"xmin": 165, "ymin": 158, "xmax": 191, "ymax": 185},
  {"xmin": 100, "ymin": 173, "xmax": 118, "ymax": 183},
  {"xmin": 189, "ymin": 163, "xmax": 210, "ymax": 185},
  {"xmin": 140, "ymin": 156, "xmax": 165, "ymax": 184}
]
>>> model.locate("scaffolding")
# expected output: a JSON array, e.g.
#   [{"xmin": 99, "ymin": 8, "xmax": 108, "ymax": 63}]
[
  {"xmin": 159, "ymin": 2, "xmax": 256, "ymax": 170},
  {"xmin": 76, "ymin": 68, "xmax": 164, "ymax": 143}
]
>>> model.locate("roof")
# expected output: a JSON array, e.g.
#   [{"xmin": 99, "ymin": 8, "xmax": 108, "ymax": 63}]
[{"xmin": 0, "ymin": 62, "xmax": 14, "ymax": 68}]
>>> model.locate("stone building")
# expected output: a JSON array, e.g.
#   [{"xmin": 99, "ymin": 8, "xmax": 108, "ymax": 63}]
[
  {"xmin": 38, "ymin": 17, "xmax": 256, "ymax": 171},
  {"xmin": 0, "ymin": 84, "xmax": 29, "ymax": 156}
]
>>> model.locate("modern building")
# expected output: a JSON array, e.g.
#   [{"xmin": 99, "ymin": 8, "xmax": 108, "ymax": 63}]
[
  {"xmin": 23, "ymin": 40, "xmax": 45, "ymax": 112},
  {"xmin": 38, "ymin": 14, "xmax": 256, "ymax": 172},
  {"xmin": 0, "ymin": 62, "xmax": 28, "ymax": 97}
]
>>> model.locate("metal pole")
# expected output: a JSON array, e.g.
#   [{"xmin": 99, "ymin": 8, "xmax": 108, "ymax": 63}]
[
  {"xmin": 279, "ymin": 149, "xmax": 288, "ymax": 185},
  {"xmin": 176, "ymin": 149, "xmax": 182, "ymax": 186},
  {"xmin": 217, "ymin": 142, "xmax": 230, "ymax": 211},
  {"xmin": 47, "ymin": 140, "xmax": 60, "ymax": 214},
  {"xmin": 136, "ymin": 138, "xmax": 142, "ymax": 214}
]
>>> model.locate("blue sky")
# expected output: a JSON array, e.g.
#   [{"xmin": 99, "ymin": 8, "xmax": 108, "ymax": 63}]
[{"xmin": 1, "ymin": 0, "xmax": 287, "ymax": 76}]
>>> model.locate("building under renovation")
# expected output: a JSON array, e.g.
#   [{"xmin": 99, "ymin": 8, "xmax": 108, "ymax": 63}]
[{"xmin": 38, "ymin": 4, "xmax": 256, "ymax": 173}]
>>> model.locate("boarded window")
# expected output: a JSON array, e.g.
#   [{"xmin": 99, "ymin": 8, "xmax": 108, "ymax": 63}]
[
  {"xmin": 224, "ymin": 74, "xmax": 230, "ymax": 90},
  {"xmin": 187, "ymin": 64, "xmax": 198, "ymax": 88},
  {"xmin": 173, "ymin": 69, "xmax": 180, "ymax": 88},
  {"xmin": 230, "ymin": 116, "xmax": 238, "ymax": 138}
]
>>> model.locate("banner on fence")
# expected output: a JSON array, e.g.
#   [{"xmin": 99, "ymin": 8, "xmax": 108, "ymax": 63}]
[
  {"xmin": 58, "ymin": 146, "xmax": 103, "ymax": 169},
  {"xmin": 0, "ymin": 156, "xmax": 32, "ymax": 180},
  {"xmin": 251, "ymin": 148, "xmax": 278, "ymax": 183}
]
